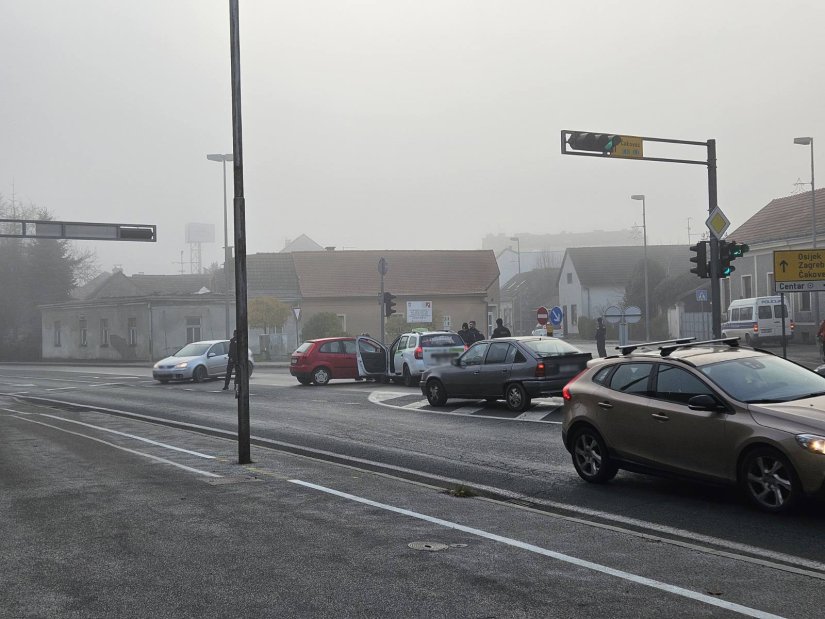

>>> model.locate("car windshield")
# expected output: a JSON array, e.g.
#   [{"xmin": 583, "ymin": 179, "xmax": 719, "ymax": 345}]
[
  {"xmin": 173, "ymin": 343, "xmax": 211, "ymax": 357},
  {"xmin": 699, "ymin": 355, "xmax": 825, "ymax": 403},
  {"xmin": 420, "ymin": 334, "xmax": 464, "ymax": 347},
  {"xmin": 521, "ymin": 339, "xmax": 581, "ymax": 356}
]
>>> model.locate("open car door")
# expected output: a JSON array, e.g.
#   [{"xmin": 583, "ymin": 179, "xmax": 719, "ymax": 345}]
[{"xmin": 356, "ymin": 336, "xmax": 389, "ymax": 379}]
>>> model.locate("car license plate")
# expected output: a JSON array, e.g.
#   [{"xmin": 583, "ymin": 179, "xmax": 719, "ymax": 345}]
[
  {"xmin": 560, "ymin": 363, "xmax": 582, "ymax": 373},
  {"xmin": 433, "ymin": 352, "xmax": 456, "ymax": 361},
  {"xmin": 762, "ymin": 328, "xmax": 772, "ymax": 334}
]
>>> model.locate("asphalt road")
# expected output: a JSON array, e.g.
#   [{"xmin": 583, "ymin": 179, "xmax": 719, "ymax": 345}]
[{"xmin": 2, "ymin": 362, "xmax": 824, "ymax": 618}]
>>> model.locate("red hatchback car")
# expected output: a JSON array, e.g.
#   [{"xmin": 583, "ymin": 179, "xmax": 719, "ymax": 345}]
[{"xmin": 290, "ymin": 337, "xmax": 360, "ymax": 385}]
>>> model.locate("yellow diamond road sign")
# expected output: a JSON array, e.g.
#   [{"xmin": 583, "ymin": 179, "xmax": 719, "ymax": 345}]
[{"xmin": 705, "ymin": 207, "xmax": 730, "ymax": 239}]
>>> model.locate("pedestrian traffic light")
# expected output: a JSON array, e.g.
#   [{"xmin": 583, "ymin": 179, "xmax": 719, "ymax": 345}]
[
  {"xmin": 566, "ymin": 133, "xmax": 622, "ymax": 154},
  {"xmin": 689, "ymin": 241, "xmax": 709, "ymax": 278},
  {"xmin": 719, "ymin": 240, "xmax": 749, "ymax": 277},
  {"xmin": 383, "ymin": 292, "xmax": 397, "ymax": 318}
]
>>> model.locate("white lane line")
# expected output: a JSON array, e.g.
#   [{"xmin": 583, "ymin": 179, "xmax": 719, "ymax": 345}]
[
  {"xmin": 36, "ymin": 413, "xmax": 215, "ymax": 459},
  {"xmin": 289, "ymin": 480, "xmax": 784, "ymax": 619},
  {"xmin": 45, "ymin": 386, "xmax": 79, "ymax": 392},
  {"xmin": 402, "ymin": 400, "xmax": 430, "ymax": 410},
  {"xmin": 11, "ymin": 416, "xmax": 220, "ymax": 478}
]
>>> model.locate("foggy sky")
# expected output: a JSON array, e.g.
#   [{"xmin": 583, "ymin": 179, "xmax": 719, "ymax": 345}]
[{"xmin": 2, "ymin": 0, "xmax": 823, "ymax": 276}]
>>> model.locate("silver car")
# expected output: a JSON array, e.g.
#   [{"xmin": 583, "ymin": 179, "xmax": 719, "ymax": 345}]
[{"xmin": 152, "ymin": 340, "xmax": 254, "ymax": 383}]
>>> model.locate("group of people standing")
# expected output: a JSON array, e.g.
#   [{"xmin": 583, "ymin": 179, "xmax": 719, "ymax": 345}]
[{"xmin": 457, "ymin": 318, "xmax": 513, "ymax": 345}]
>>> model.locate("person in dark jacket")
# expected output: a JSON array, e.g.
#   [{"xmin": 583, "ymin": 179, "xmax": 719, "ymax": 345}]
[
  {"xmin": 466, "ymin": 320, "xmax": 484, "ymax": 343},
  {"xmin": 458, "ymin": 322, "xmax": 471, "ymax": 345},
  {"xmin": 491, "ymin": 318, "xmax": 511, "ymax": 338},
  {"xmin": 595, "ymin": 317, "xmax": 607, "ymax": 357},
  {"xmin": 223, "ymin": 330, "xmax": 239, "ymax": 390}
]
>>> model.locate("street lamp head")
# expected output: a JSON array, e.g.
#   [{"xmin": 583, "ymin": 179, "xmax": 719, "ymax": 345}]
[
  {"xmin": 509, "ymin": 236, "xmax": 519, "ymax": 242},
  {"xmin": 207, "ymin": 153, "xmax": 233, "ymax": 162},
  {"xmin": 794, "ymin": 137, "xmax": 812, "ymax": 146},
  {"xmin": 630, "ymin": 194, "xmax": 645, "ymax": 201}
]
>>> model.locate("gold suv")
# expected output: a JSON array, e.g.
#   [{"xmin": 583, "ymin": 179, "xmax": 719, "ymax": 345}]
[{"xmin": 561, "ymin": 338, "xmax": 825, "ymax": 513}]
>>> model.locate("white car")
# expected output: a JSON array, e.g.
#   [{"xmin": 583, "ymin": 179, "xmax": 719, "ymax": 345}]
[
  {"xmin": 356, "ymin": 331, "xmax": 467, "ymax": 387},
  {"xmin": 152, "ymin": 339, "xmax": 254, "ymax": 383}
]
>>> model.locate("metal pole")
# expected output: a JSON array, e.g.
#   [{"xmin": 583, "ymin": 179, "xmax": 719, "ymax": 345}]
[
  {"xmin": 222, "ymin": 158, "xmax": 231, "ymax": 339},
  {"xmin": 642, "ymin": 197, "xmax": 650, "ymax": 341},
  {"xmin": 380, "ymin": 271, "xmax": 385, "ymax": 345},
  {"xmin": 517, "ymin": 238, "xmax": 521, "ymax": 274},
  {"xmin": 811, "ymin": 140, "xmax": 819, "ymax": 330},
  {"xmin": 781, "ymin": 292, "xmax": 787, "ymax": 359},
  {"xmin": 229, "ymin": 0, "xmax": 250, "ymax": 465},
  {"xmin": 707, "ymin": 140, "xmax": 722, "ymax": 339}
]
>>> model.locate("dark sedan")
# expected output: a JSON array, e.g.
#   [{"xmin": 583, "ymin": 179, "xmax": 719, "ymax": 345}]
[{"xmin": 420, "ymin": 337, "xmax": 591, "ymax": 412}]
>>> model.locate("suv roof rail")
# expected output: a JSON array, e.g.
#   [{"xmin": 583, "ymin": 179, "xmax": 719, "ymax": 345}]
[
  {"xmin": 659, "ymin": 337, "xmax": 740, "ymax": 357},
  {"xmin": 617, "ymin": 338, "xmax": 695, "ymax": 356}
]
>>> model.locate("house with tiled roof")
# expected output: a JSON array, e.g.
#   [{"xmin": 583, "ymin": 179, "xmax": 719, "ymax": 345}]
[
  {"xmin": 557, "ymin": 245, "xmax": 690, "ymax": 335},
  {"xmin": 724, "ymin": 188, "xmax": 825, "ymax": 342}
]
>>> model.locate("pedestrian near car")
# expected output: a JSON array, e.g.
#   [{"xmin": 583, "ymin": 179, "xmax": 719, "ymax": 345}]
[
  {"xmin": 223, "ymin": 330, "xmax": 239, "ymax": 390},
  {"xmin": 458, "ymin": 322, "xmax": 471, "ymax": 345},
  {"xmin": 595, "ymin": 317, "xmax": 607, "ymax": 357},
  {"xmin": 818, "ymin": 320, "xmax": 825, "ymax": 361},
  {"xmin": 466, "ymin": 320, "xmax": 484, "ymax": 343},
  {"xmin": 492, "ymin": 318, "xmax": 511, "ymax": 338}
]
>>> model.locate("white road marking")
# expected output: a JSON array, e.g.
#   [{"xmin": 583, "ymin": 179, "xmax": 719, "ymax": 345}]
[
  {"xmin": 289, "ymin": 479, "xmax": 784, "ymax": 619},
  {"xmin": 12, "ymin": 416, "xmax": 220, "ymax": 477},
  {"xmin": 44, "ymin": 386, "xmax": 80, "ymax": 392},
  {"xmin": 402, "ymin": 400, "xmax": 430, "ymax": 410},
  {"xmin": 370, "ymin": 391, "xmax": 561, "ymax": 423},
  {"xmin": 36, "ymin": 413, "xmax": 215, "ymax": 459}
]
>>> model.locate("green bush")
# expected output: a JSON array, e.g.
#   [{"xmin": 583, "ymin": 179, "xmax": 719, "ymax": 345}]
[{"xmin": 302, "ymin": 312, "xmax": 349, "ymax": 340}]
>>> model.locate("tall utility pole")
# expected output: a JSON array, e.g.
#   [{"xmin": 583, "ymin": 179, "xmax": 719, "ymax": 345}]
[
  {"xmin": 378, "ymin": 257, "xmax": 388, "ymax": 344},
  {"xmin": 207, "ymin": 153, "xmax": 234, "ymax": 339},
  {"xmin": 229, "ymin": 0, "xmax": 250, "ymax": 465},
  {"xmin": 794, "ymin": 137, "xmax": 817, "ymax": 328},
  {"xmin": 630, "ymin": 195, "xmax": 650, "ymax": 341},
  {"xmin": 707, "ymin": 140, "xmax": 722, "ymax": 338}
]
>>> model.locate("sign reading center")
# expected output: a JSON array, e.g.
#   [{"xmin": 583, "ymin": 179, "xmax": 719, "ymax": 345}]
[{"xmin": 773, "ymin": 248, "xmax": 825, "ymax": 292}]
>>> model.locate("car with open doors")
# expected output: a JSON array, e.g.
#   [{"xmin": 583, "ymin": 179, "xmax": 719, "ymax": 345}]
[
  {"xmin": 355, "ymin": 331, "xmax": 467, "ymax": 387},
  {"xmin": 562, "ymin": 337, "xmax": 825, "ymax": 513},
  {"xmin": 417, "ymin": 336, "xmax": 590, "ymax": 412}
]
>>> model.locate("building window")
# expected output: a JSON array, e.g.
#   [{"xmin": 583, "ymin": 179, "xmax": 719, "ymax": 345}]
[
  {"xmin": 54, "ymin": 321, "xmax": 61, "ymax": 347},
  {"xmin": 128, "ymin": 317, "xmax": 137, "ymax": 346},
  {"xmin": 800, "ymin": 292, "xmax": 812, "ymax": 311},
  {"xmin": 566, "ymin": 273, "xmax": 573, "ymax": 284},
  {"xmin": 186, "ymin": 316, "xmax": 202, "ymax": 343},
  {"xmin": 766, "ymin": 272, "xmax": 775, "ymax": 297},
  {"xmin": 337, "ymin": 314, "xmax": 346, "ymax": 332},
  {"xmin": 741, "ymin": 275, "xmax": 753, "ymax": 299},
  {"xmin": 571, "ymin": 304, "xmax": 578, "ymax": 326},
  {"xmin": 79, "ymin": 317, "xmax": 87, "ymax": 347},
  {"xmin": 100, "ymin": 319, "xmax": 109, "ymax": 347}
]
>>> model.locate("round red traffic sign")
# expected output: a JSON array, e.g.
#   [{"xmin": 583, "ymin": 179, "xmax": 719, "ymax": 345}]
[{"xmin": 536, "ymin": 306, "xmax": 548, "ymax": 325}]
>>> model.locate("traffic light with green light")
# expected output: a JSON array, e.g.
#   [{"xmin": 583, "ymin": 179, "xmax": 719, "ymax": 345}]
[
  {"xmin": 719, "ymin": 240, "xmax": 749, "ymax": 277},
  {"xmin": 689, "ymin": 241, "xmax": 709, "ymax": 278},
  {"xmin": 566, "ymin": 133, "xmax": 622, "ymax": 154}
]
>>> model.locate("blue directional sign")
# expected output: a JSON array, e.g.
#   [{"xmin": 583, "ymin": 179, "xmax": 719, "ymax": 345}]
[{"xmin": 550, "ymin": 306, "xmax": 564, "ymax": 326}]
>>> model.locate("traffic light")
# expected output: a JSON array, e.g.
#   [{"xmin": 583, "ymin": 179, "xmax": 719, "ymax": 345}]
[
  {"xmin": 719, "ymin": 240, "xmax": 749, "ymax": 277},
  {"xmin": 689, "ymin": 241, "xmax": 709, "ymax": 278},
  {"xmin": 566, "ymin": 132, "xmax": 622, "ymax": 154},
  {"xmin": 383, "ymin": 292, "xmax": 397, "ymax": 318}
]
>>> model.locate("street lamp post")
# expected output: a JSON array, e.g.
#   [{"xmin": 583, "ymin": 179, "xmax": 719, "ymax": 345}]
[
  {"xmin": 207, "ymin": 153, "xmax": 234, "ymax": 339},
  {"xmin": 509, "ymin": 236, "xmax": 521, "ymax": 274},
  {"xmin": 794, "ymin": 137, "xmax": 818, "ymax": 329},
  {"xmin": 631, "ymin": 194, "xmax": 651, "ymax": 341}
]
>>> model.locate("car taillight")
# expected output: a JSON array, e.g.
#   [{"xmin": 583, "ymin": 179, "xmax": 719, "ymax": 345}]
[
  {"xmin": 534, "ymin": 362, "xmax": 545, "ymax": 378},
  {"xmin": 790, "ymin": 320, "xmax": 796, "ymax": 331},
  {"xmin": 562, "ymin": 369, "xmax": 587, "ymax": 401},
  {"xmin": 414, "ymin": 346, "xmax": 423, "ymax": 360},
  {"xmin": 752, "ymin": 323, "xmax": 758, "ymax": 333}
]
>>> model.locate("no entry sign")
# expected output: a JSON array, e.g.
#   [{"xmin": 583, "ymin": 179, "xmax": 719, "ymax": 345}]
[{"xmin": 536, "ymin": 306, "xmax": 549, "ymax": 325}]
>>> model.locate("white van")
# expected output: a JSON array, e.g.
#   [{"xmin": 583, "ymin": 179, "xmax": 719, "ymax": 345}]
[{"xmin": 721, "ymin": 296, "xmax": 794, "ymax": 346}]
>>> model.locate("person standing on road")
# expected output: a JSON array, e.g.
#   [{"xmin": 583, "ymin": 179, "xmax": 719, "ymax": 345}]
[
  {"xmin": 595, "ymin": 317, "xmax": 607, "ymax": 357},
  {"xmin": 223, "ymin": 330, "xmax": 239, "ymax": 391},
  {"xmin": 466, "ymin": 320, "xmax": 484, "ymax": 343},
  {"xmin": 492, "ymin": 318, "xmax": 511, "ymax": 338},
  {"xmin": 458, "ymin": 322, "xmax": 471, "ymax": 345},
  {"xmin": 818, "ymin": 320, "xmax": 825, "ymax": 361}
]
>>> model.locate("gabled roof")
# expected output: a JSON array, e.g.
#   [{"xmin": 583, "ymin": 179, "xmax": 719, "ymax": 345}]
[
  {"xmin": 281, "ymin": 234, "xmax": 324, "ymax": 253},
  {"xmin": 84, "ymin": 272, "xmax": 218, "ymax": 299},
  {"xmin": 70, "ymin": 271, "xmax": 113, "ymax": 300},
  {"xmin": 726, "ymin": 188, "xmax": 825, "ymax": 245},
  {"xmin": 291, "ymin": 250, "xmax": 499, "ymax": 298},
  {"xmin": 244, "ymin": 253, "xmax": 300, "ymax": 298},
  {"xmin": 560, "ymin": 245, "xmax": 690, "ymax": 288}
]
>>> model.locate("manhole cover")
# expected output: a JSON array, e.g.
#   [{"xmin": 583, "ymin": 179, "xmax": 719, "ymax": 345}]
[{"xmin": 408, "ymin": 541, "xmax": 449, "ymax": 552}]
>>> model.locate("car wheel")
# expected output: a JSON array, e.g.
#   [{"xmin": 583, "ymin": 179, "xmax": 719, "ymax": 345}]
[
  {"xmin": 505, "ymin": 383, "xmax": 531, "ymax": 412},
  {"xmin": 192, "ymin": 366, "xmax": 207, "ymax": 383},
  {"xmin": 425, "ymin": 379, "xmax": 448, "ymax": 406},
  {"xmin": 248, "ymin": 361, "xmax": 254, "ymax": 377},
  {"xmin": 571, "ymin": 426, "xmax": 618, "ymax": 483},
  {"xmin": 403, "ymin": 365, "xmax": 415, "ymax": 387},
  {"xmin": 296, "ymin": 377, "xmax": 311, "ymax": 386},
  {"xmin": 739, "ymin": 447, "xmax": 801, "ymax": 513},
  {"xmin": 312, "ymin": 366, "xmax": 331, "ymax": 386},
  {"xmin": 744, "ymin": 334, "xmax": 752, "ymax": 346}
]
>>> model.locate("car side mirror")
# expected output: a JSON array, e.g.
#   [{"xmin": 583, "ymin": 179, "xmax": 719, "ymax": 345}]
[
  {"xmin": 688, "ymin": 394, "xmax": 726, "ymax": 412},
  {"xmin": 451, "ymin": 358, "xmax": 460, "ymax": 366},
  {"xmin": 207, "ymin": 352, "xmax": 216, "ymax": 358}
]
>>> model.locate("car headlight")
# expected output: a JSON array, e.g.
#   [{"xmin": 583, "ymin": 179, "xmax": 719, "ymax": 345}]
[
  {"xmin": 174, "ymin": 361, "xmax": 189, "ymax": 369},
  {"xmin": 796, "ymin": 434, "xmax": 825, "ymax": 455}
]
